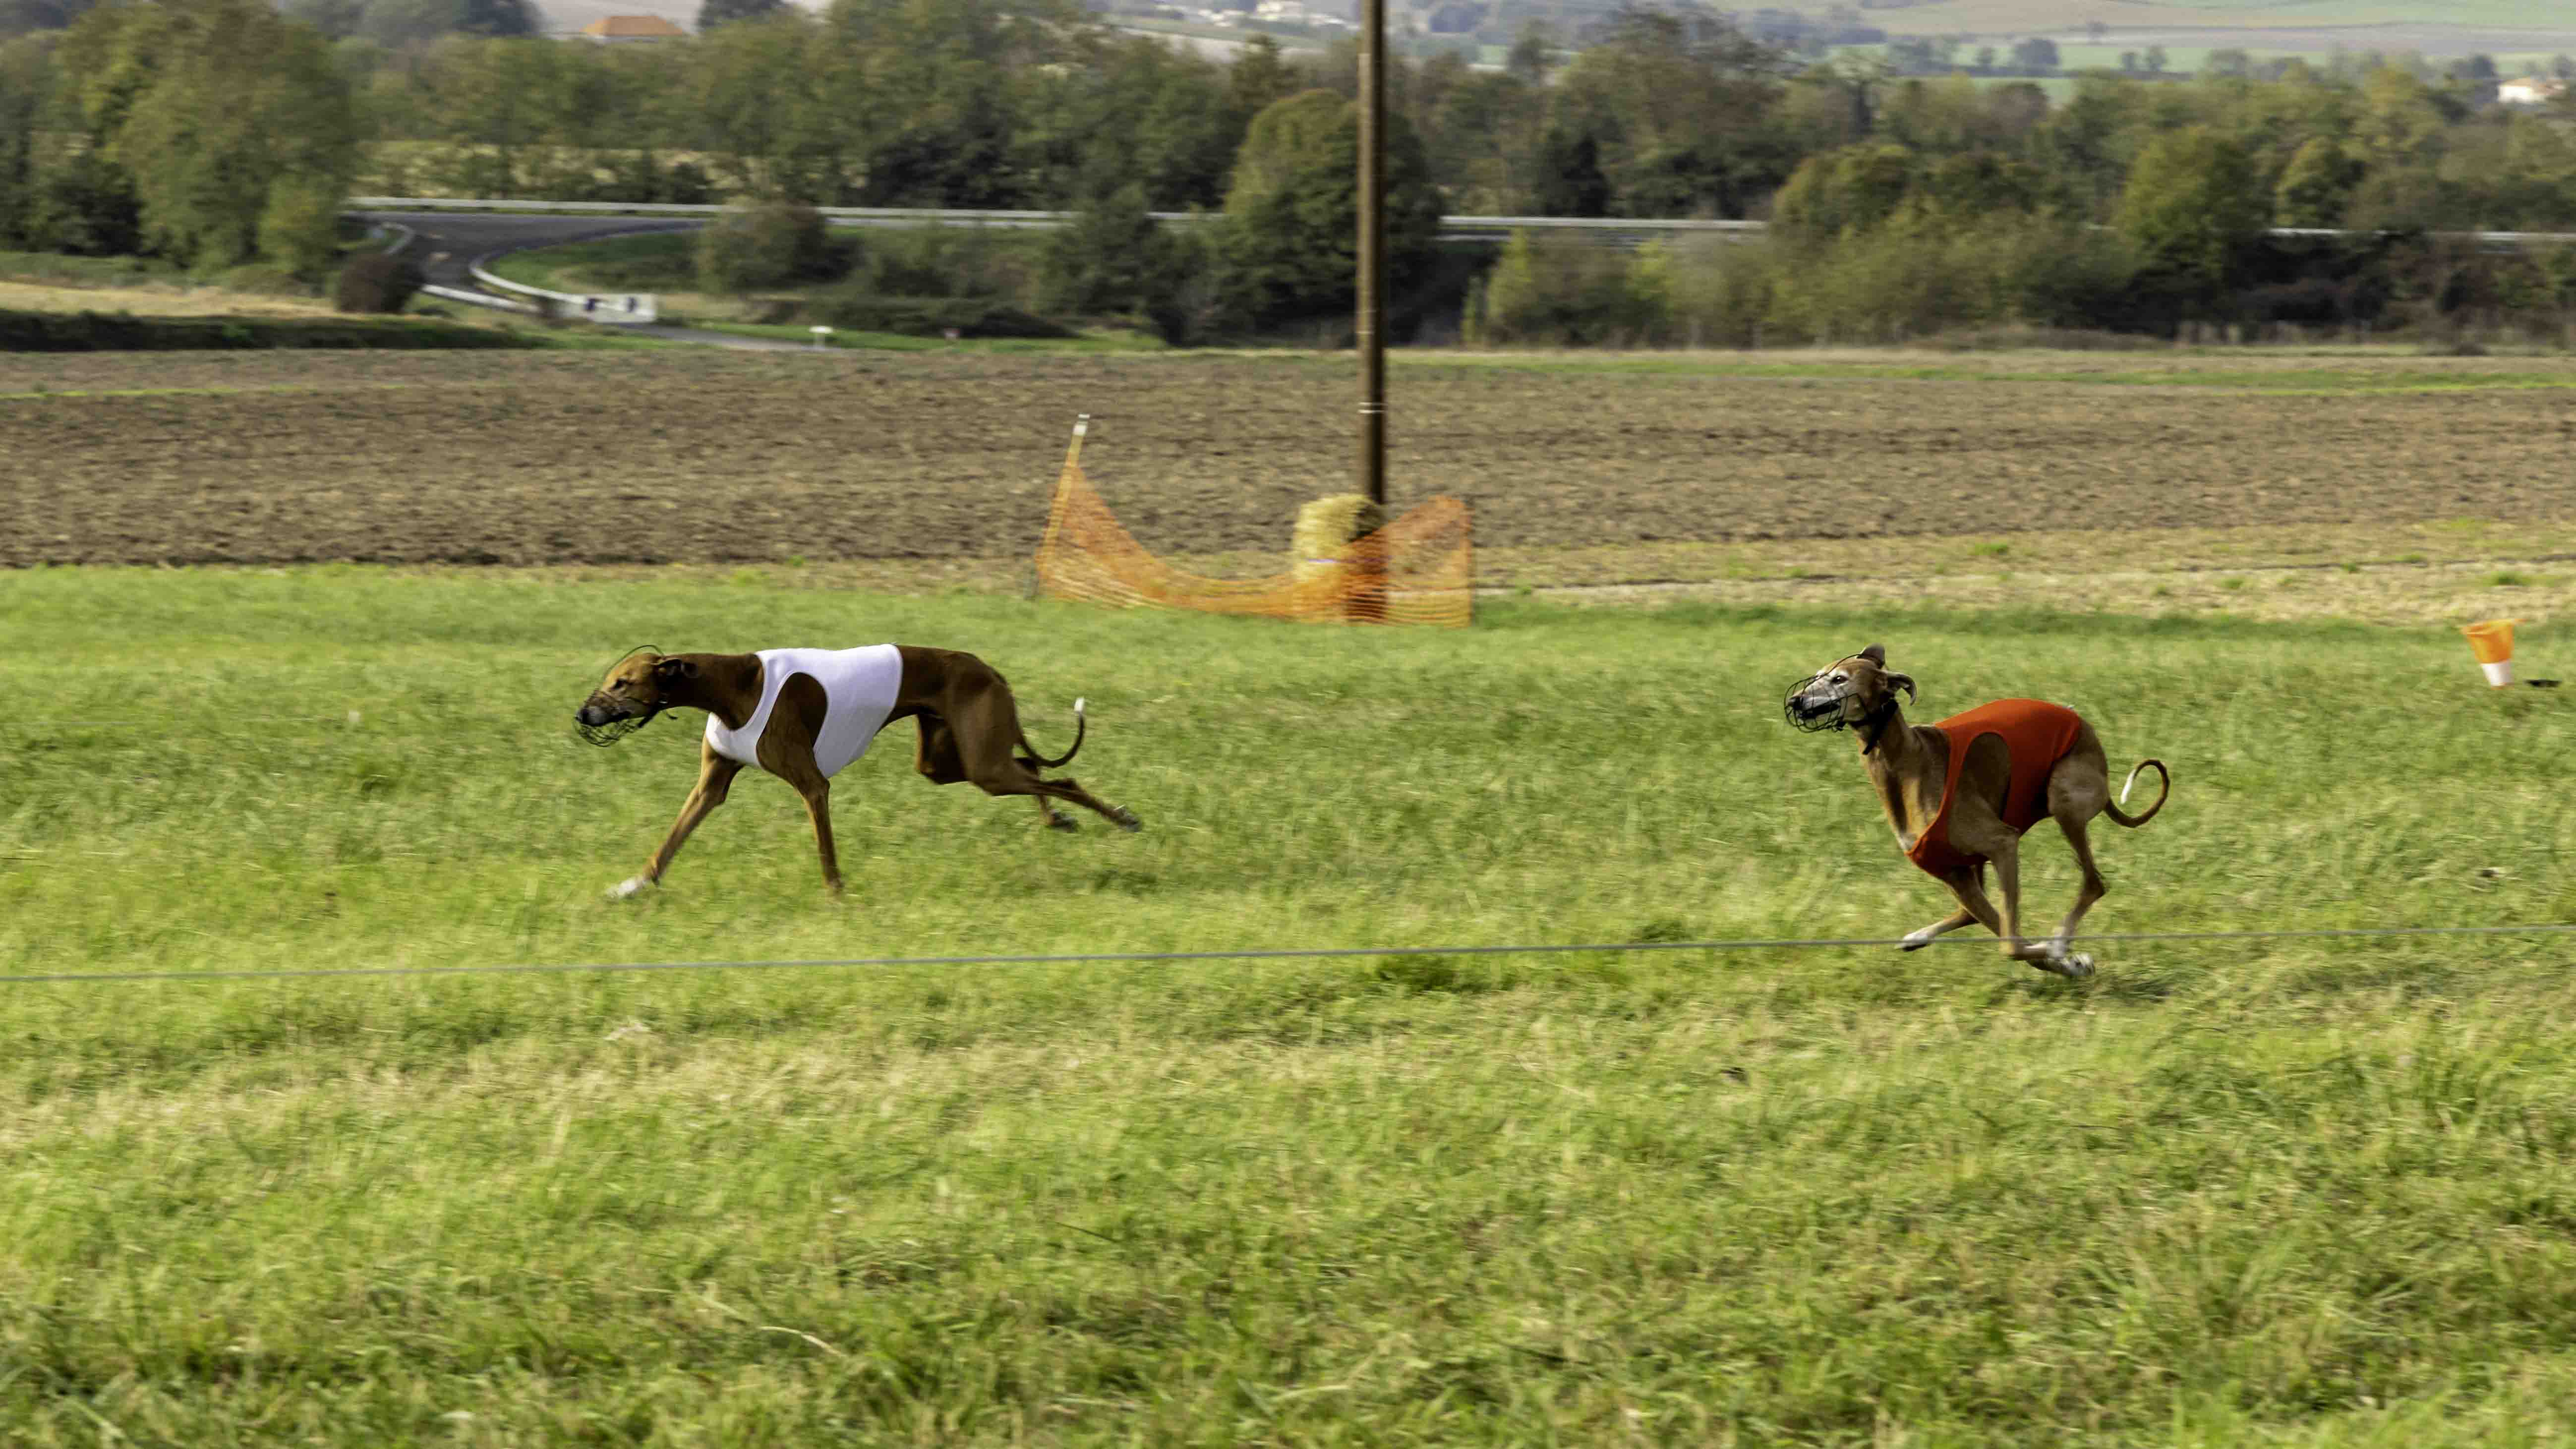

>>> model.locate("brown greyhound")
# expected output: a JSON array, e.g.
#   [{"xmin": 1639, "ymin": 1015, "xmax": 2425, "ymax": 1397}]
[
  {"xmin": 1784, "ymin": 644, "xmax": 2168, "ymax": 977},
  {"xmin": 575, "ymin": 645, "xmax": 1139, "ymax": 898}
]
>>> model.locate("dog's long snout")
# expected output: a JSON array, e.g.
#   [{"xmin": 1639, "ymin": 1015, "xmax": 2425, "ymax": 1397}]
[{"xmin": 575, "ymin": 689, "xmax": 655, "ymax": 746}]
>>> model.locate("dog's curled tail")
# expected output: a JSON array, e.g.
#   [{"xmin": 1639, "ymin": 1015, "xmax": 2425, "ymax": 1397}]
[
  {"xmin": 2105, "ymin": 758, "xmax": 2169, "ymax": 828},
  {"xmin": 1016, "ymin": 697, "xmax": 1087, "ymax": 771}
]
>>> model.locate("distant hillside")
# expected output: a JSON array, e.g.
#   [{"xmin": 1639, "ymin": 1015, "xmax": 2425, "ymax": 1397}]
[{"xmin": 525, "ymin": 0, "xmax": 2576, "ymax": 60}]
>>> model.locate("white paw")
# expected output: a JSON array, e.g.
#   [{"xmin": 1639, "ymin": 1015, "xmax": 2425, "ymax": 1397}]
[
  {"xmin": 607, "ymin": 875, "xmax": 651, "ymax": 901},
  {"xmin": 2050, "ymin": 951, "xmax": 2095, "ymax": 979},
  {"xmin": 1898, "ymin": 927, "xmax": 1938, "ymax": 952}
]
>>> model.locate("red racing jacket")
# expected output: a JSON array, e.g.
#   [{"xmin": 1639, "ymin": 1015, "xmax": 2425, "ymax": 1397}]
[{"xmin": 1904, "ymin": 699, "xmax": 2085, "ymax": 877}]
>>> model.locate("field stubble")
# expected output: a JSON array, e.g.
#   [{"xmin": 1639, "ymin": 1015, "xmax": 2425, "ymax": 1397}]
[{"xmin": 6, "ymin": 349, "xmax": 2576, "ymax": 625}]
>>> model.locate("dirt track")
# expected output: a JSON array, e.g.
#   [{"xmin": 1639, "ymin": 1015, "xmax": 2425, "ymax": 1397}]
[{"xmin": 4, "ymin": 350, "xmax": 2574, "ymax": 568}]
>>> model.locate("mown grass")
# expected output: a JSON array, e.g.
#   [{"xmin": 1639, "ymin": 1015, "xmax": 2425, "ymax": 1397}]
[
  {"xmin": 5, "ymin": 569, "xmax": 2576, "ymax": 1444},
  {"xmin": 483, "ymin": 233, "xmax": 700, "ymax": 296}
]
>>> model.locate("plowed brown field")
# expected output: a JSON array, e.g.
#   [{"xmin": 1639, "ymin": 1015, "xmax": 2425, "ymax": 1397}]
[{"xmin": 4, "ymin": 349, "xmax": 2573, "ymax": 569}]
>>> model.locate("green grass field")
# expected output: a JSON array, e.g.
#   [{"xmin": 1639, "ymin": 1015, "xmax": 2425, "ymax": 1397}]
[{"xmin": 8, "ymin": 566, "xmax": 2576, "ymax": 1442}]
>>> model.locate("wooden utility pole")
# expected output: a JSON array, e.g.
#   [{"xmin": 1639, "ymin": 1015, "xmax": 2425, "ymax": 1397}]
[
  {"xmin": 1356, "ymin": 0, "xmax": 1387, "ymax": 510},
  {"xmin": 1342, "ymin": 0, "xmax": 1391, "ymax": 623}
]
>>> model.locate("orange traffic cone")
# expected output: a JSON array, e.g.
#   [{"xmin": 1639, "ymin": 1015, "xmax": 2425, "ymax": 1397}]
[{"xmin": 2463, "ymin": 619, "xmax": 2520, "ymax": 688}]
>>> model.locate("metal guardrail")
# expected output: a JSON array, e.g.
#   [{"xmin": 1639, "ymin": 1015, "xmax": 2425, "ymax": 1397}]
[
  {"xmin": 420, "ymin": 282, "xmax": 537, "ymax": 314},
  {"xmin": 349, "ymin": 198, "xmax": 2576, "ymax": 251},
  {"xmin": 467, "ymin": 261, "xmax": 659, "ymax": 324},
  {"xmin": 348, "ymin": 196, "xmax": 1779, "ymax": 241}
]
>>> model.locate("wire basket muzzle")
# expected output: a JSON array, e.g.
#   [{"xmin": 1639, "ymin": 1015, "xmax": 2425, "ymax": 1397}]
[
  {"xmin": 576, "ymin": 693, "xmax": 655, "ymax": 747},
  {"xmin": 1782, "ymin": 677, "xmax": 1848, "ymax": 733}
]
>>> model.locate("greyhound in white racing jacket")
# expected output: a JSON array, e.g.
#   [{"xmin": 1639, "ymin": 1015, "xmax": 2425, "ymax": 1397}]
[{"xmin": 576, "ymin": 644, "xmax": 1139, "ymax": 897}]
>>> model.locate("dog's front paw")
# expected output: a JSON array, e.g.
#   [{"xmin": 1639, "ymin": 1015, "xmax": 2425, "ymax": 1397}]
[
  {"xmin": 1898, "ymin": 928, "xmax": 1938, "ymax": 952},
  {"xmin": 607, "ymin": 875, "xmax": 652, "ymax": 901},
  {"xmin": 1112, "ymin": 807, "xmax": 1142, "ymax": 833},
  {"xmin": 2045, "ymin": 951, "xmax": 2095, "ymax": 980},
  {"xmin": 1047, "ymin": 814, "xmax": 1079, "ymax": 833}
]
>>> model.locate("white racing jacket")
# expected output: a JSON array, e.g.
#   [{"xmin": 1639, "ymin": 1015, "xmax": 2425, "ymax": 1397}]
[{"xmin": 704, "ymin": 645, "xmax": 904, "ymax": 779}]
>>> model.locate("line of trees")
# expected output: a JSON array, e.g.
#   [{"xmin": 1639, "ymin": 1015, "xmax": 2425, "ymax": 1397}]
[
  {"xmin": 5, "ymin": 0, "xmax": 2576, "ymax": 339},
  {"xmin": 1, "ymin": 0, "xmax": 358, "ymax": 277}
]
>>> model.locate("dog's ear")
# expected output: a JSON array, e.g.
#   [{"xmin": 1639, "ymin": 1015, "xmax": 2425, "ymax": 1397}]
[
  {"xmin": 1859, "ymin": 643, "xmax": 1886, "ymax": 665},
  {"xmin": 1885, "ymin": 671, "xmax": 1916, "ymax": 701},
  {"xmin": 653, "ymin": 657, "xmax": 700, "ymax": 681}
]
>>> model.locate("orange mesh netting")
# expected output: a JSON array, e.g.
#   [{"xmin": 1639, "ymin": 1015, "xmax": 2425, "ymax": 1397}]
[{"xmin": 1032, "ymin": 425, "xmax": 1473, "ymax": 628}]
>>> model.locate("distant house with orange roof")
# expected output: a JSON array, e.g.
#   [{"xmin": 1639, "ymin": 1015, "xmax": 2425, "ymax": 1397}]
[{"xmin": 577, "ymin": 15, "xmax": 687, "ymax": 42}]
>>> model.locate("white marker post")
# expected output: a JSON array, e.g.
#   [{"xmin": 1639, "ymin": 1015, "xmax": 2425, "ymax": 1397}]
[{"xmin": 809, "ymin": 326, "xmax": 834, "ymax": 349}]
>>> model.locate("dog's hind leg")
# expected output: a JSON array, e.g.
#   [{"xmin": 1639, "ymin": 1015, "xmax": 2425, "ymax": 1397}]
[
  {"xmin": 916, "ymin": 711, "xmax": 1074, "ymax": 828},
  {"xmin": 2042, "ymin": 759, "xmax": 2113, "ymax": 972},
  {"xmin": 946, "ymin": 678, "xmax": 1139, "ymax": 831},
  {"xmin": 615, "ymin": 746, "xmax": 742, "ymax": 899},
  {"xmin": 911, "ymin": 715, "xmax": 968, "ymax": 785},
  {"xmin": 2044, "ymin": 820, "xmax": 2108, "ymax": 971},
  {"xmin": 1028, "ymin": 776, "xmax": 1139, "ymax": 832}
]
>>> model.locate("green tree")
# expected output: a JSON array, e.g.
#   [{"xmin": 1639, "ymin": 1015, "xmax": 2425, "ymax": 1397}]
[
  {"xmin": 2114, "ymin": 126, "xmax": 2267, "ymax": 313},
  {"xmin": 1425, "ymin": 68, "xmax": 1545, "ymax": 213},
  {"xmin": 1024, "ymin": 34, "xmax": 1239, "ymax": 209},
  {"xmin": 1547, "ymin": 9, "xmax": 1791, "ymax": 217},
  {"xmin": 1880, "ymin": 73, "xmax": 2002, "ymax": 154},
  {"xmin": 685, "ymin": 12, "xmax": 861, "ymax": 201},
  {"xmin": 356, "ymin": 0, "xmax": 464, "ymax": 48},
  {"xmin": 696, "ymin": 0, "xmax": 782, "ymax": 31},
  {"xmin": 1215, "ymin": 87, "xmax": 1443, "ymax": 331},
  {"xmin": 1770, "ymin": 142, "xmax": 1915, "ymax": 244},
  {"xmin": 1039, "ymin": 179, "xmax": 1187, "ymax": 322},
  {"xmin": 257, "ymin": 176, "xmax": 342, "ymax": 278},
  {"xmin": 695, "ymin": 199, "xmax": 835, "ymax": 291},
  {"xmin": 2352, "ymin": 65, "xmax": 2454, "ymax": 168},
  {"xmin": 1531, "ymin": 126, "xmax": 1609, "ymax": 216},
  {"xmin": 1470, "ymin": 227, "xmax": 1658, "ymax": 345},
  {"xmin": 281, "ymin": 0, "xmax": 364, "ymax": 39},
  {"xmin": 1225, "ymin": 32, "xmax": 1301, "ymax": 121},
  {"xmin": 1919, "ymin": 149, "xmax": 2048, "ymax": 220},
  {"xmin": 59, "ymin": 0, "xmax": 357, "ymax": 269},
  {"xmin": 829, "ymin": 0, "xmax": 1081, "ymax": 208},
  {"xmin": 2273, "ymin": 135, "xmax": 2363, "ymax": 228},
  {"xmin": 0, "ymin": 33, "xmax": 46, "ymax": 244},
  {"xmin": 0, "ymin": 0, "xmax": 90, "ymax": 37},
  {"xmin": 1504, "ymin": 21, "xmax": 1552, "ymax": 85},
  {"xmin": 2009, "ymin": 37, "xmax": 2057, "ymax": 72},
  {"xmin": 454, "ymin": 0, "xmax": 532, "ymax": 37}
]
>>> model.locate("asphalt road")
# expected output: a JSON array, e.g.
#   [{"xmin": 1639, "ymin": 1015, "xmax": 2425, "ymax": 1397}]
[
  {"xmin": 356, "ymin": 210, "xmax": 702, "ymax": 290},
  {"xmin": 356, "ymin": 210, "xmax": 839, "ymax": 350}
]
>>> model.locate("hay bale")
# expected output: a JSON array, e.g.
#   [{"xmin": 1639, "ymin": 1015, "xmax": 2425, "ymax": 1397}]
[{"xmin": 1291, "ymin": 494, "xmax": 1385, "ymax": 590}]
